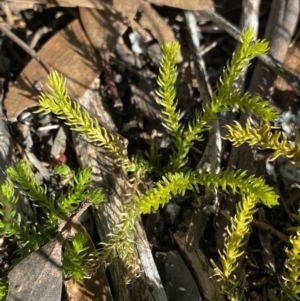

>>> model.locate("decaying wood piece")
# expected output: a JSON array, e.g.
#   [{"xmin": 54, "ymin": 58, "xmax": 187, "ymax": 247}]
[
  {"xmin": 174, "ymin": 231, "xmax": 225, "ymax": 301},
  {"xmin": 73, "ymin": 78, "xmax": 168, "ymax": 301},
  {"xmin": 133, "ymin": 221, "xmax": 169, "ymax": 301},
  {"xmin": 7, "ymin": 237, "xmax": 63, "ymax": 301}
]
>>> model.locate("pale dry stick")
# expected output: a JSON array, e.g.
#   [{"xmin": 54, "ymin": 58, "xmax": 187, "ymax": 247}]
[
  {"xmin": 0, "ymin": 22, "xmax": 51, "ymax": 73},
  {"xmin": 240, "ymin": 0, "xmax": 261, "ymax": 36},
  {"xmin": 184, "ymin": 11, "xmax": 221, "ymax": 252},
  {"xmin": 1, "ymin": 2, "xmax": 15, "ymax": 26},
  {"xmin": 185, "ymin": 11, "xmax": 216, "ymax": 170},
  {"xmin": 29, "ymin": 26, "xmax": 51, "ymax": 49},
  {"xmin": 199, "ymin": 37, "xmax": 226, "ymax": 56},
  {"xmin": 237, "ymin": 0, "xmax": 261, "ymax": 89},
  {"xmin": 184, "ymin": 11, "xmax": 213, "ymax": 104},
  {"xmin": 199, "ymin": 9, "xmax": 300, "ymax": 96}
]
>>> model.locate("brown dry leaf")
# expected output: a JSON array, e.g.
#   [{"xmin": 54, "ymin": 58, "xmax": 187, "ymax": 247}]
[
  {"xmin": 79, "ymin": 0, "xmax": 140, "ymax": 109},
  {"xmin": 79, "ymin": 0, "xmax": 140, "ymax": 53},
  {"xmin": 64, "ymin": 266, "xmax": 113, "ymax": 301},
  {"xmin": 4, "ymin": 19, "xmax": 100, "ymax": 121},
  {"xmin": 9, "ymin": 0, "xmax": 214, "ymax": 11},
  {"xmin": 147, "ymin": 0, "xmax": 214, "ymax": 10},
  {"xmin": 139, "ymin": 0, "xmax": 176, "ymax": 45},
  {"xmin": 63, "ymin": 220, "xmax": 113, "ymax": 301},
  {"xmin": 7, "ymin": 0, "xmax": 108, "ymax": 10}
]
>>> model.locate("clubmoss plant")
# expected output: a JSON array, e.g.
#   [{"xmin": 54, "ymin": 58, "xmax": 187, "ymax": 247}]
[
  {"xmin": 225, "ymin": 119, "xmax": 300, "ymax": 162},
  {"xmin": 2, "ymin": 28, "xmax": 300, "ymax": 300},
  {"xmin": 266, "ymin": 217, "xmax": 300, "ymax": 301},
  {"xmin": 157, "ymin": 29, "xmax": 276, "ymax": 171},
  {"xmin": 0, "ymin": 161, "xmax": 105, "ymax": 299},
  {"xmin": 34, "ymin": 28, "xmax": 281, "ymax": 293},
  {"xmin": 0, "ymin": 278, "xmax": 7, "ymax": 301},
  {"xmin": 279, "ymin": 227, "xmax": 300, "ymax": 301},
  {"xmin": 62, "ymin": 230, "xmax": 92, "ymax": 280}
]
